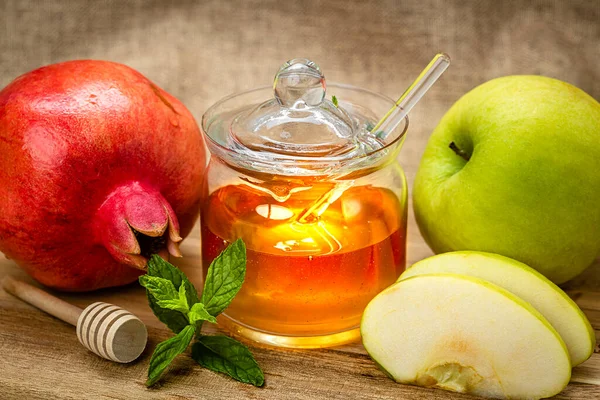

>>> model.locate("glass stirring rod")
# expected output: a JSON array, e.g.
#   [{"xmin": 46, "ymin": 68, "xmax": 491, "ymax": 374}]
[
  {"xmin": 373, "ymin": 53, "xmax": 451, "ymax": 140},
  {"xmin": 295, "ymin": 54, "xmax": 450, "ymax": 226}
]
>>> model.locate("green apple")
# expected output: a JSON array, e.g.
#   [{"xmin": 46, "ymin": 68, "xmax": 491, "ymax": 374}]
[
  {"xmin": 400, "ymin": 251, "xmax": 595, "ymax": 366},
  {"xmin": 361, "ymin": 274, "xmax": 571, "ymax": 399},
  {"xmin": 413, "ymin": 75, "xmax": 600, "ymax": 284}
]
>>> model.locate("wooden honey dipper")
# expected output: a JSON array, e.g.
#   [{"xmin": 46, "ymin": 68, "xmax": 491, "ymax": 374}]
[{"xmin": 2, "ymin": 275, "xmax": 147, "ymax": 363}]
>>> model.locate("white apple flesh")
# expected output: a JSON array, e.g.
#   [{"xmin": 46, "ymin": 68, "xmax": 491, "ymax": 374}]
[
  {"xmin": 400, "ymin": 251, "xmax": 595, "ymax": 366},
  {"xmin": 361, "ymin": 274, "xmax": 571, "ymax": 399}
]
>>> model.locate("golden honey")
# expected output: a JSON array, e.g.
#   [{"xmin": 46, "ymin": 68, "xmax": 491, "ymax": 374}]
[{"xmin": 201, "ymin": 180, "xmax": 406, "ymax": 346}]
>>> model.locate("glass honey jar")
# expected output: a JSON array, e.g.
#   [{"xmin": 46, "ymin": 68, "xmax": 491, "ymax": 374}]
[{"xmin": 200, "ymin": 59, "xmax": 408, "ymax": 348}]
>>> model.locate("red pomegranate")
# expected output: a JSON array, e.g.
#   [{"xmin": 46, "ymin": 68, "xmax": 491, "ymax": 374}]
[{"xmin": 0, "ymin": 60, "xmax": 206, "ymax": 291}]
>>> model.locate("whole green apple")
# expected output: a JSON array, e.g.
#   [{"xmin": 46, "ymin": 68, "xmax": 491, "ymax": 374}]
[{"xmin": 414, "ymin": 75, "xmax": 600, "ymax": 284}]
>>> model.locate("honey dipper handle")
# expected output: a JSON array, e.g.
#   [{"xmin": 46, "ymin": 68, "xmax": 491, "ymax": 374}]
[{"xmin": 2, "ymin": 275, "xmax": 82, "ymax": 326}]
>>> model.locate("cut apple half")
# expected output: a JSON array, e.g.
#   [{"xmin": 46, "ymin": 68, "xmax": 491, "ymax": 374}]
[
  {"xmin": 399, "ymin": 251, "xmax": 595, "ymax": 366},
  {"xmin": 361, "ymin": 274, "xmax": 571, "ymax": 399}
]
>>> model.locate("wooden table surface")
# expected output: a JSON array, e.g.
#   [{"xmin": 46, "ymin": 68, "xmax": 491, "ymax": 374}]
[{"xmin": 1, "ymin": 214, "xmax": 600, "ymax": 399}]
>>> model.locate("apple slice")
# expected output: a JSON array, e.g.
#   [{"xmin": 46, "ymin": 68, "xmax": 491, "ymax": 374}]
[
  {"xmin": 361, "ymin": 274, "xmax": 571, "ymax": 399},
  {"xmin": 399, "ymin": 251, "xmax": 595, "ymax": 366}
]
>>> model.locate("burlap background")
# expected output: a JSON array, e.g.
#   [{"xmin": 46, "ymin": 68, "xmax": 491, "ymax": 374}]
[{"xmin": 1, "ymin": 0, "xmax": 599, "ymax": 183}]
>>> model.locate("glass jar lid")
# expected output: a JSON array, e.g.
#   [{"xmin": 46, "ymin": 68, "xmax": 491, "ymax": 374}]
[
  {"xmin": 201, "ymin": 58, "xmax": 409, "ymax": 177},
  {"xmin": 230, "ymin": 58, "xmax": 359, "ymax": 158}
]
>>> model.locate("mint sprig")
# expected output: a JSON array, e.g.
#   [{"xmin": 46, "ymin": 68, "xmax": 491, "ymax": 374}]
[{"xmin": 140, "ymin": 239, "xmax": 264, "ymax": 387}]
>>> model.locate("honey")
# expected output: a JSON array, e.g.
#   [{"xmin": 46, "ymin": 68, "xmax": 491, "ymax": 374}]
[{"xmin": 201, "ymin": 181, "xmax": 406, "ymax": 345}]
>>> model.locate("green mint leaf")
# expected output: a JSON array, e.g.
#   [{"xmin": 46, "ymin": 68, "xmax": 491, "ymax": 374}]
[
  {"xmin": 139, "ymin": 275, "xmax": 178, "ymax": 302},
  {"xmin": 146, "ymin": 324, "xmax": 195, "ymax": 387},
  {"xmin": 140, "ymin": 275, "xmax": 189, "ymax": 314},
  {"xmin": 147, "ymin": 255, "xmax": 200, "ymax": 305},
  {"xmin": 175, "ymin": 283, "xmax": 190, "ymax": 310},
  {"xmin": 332, "ymin": 95, "xmax": 339, "ymax": 107},
  {"xmin": 189, "ymin": 303, "xmax": 217, "ymax": 325},
  {"xmin": 192, "ymin": 335, "xmax": 264, "ymax": 387},
  {"xmin": 144, "ymin": 255, "xmax": 200, "ymax": 333},
  {"xmin": 156, "ymin": 281, "xmax": 190, "ymax": 314},
  {"xmin": 201, "ymin": 239, "xmax": 246, "ymax": 316},
  {"xmin": 146, "ymin": 298, "xmax": 189, "ymax": 334}
]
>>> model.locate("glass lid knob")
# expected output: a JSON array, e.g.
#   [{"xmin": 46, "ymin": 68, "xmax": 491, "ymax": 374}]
[
  {"xmin": 273, "ymin": 58, "xmax": 326, "ymax": 108},
  {"xmin": 229, "ymin": 58, "xmax": 357, "ymax": 158}
]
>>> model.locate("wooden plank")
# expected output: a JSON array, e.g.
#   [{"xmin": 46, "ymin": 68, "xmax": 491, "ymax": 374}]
[
  {"xmin": 572, "ymin": 355, "xmax": 600, "ymax": 385},
  {"xmin": 567, "ymin": 290, "xmax": 600, "ymax": 312}
]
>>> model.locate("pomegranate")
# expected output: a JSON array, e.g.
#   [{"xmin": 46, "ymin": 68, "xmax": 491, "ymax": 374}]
[{"xmin": 0, "ymin": 60, "xmax": 206, "ymax": 291}]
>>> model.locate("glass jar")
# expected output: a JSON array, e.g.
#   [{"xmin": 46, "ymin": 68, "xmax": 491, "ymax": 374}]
[{"xmin": 200, "ymin": 59, "xmax": 408, "ymax": 348}]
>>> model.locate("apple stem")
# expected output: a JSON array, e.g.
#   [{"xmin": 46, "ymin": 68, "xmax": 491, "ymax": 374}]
[{"xmin": 449, "ymin": 142, "xmax": 470, "ymax": 161}]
